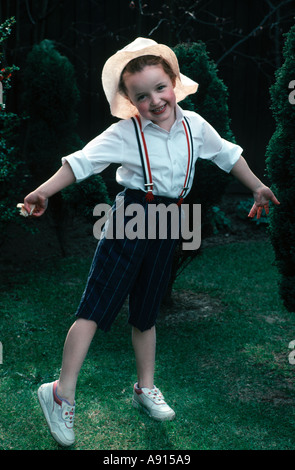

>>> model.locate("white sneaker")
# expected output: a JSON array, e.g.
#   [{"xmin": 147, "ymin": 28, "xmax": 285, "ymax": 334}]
[
  {"xmin": 132, "ymin": 383, "xmax": 175, "ymax": 421},
  {"xmin": 38, "ymin": 381, "xmax": 75, "ymax": 447}
]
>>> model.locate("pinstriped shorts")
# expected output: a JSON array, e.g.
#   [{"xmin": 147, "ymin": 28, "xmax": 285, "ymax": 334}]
[{"xmin": 75, "ymin": 189, "xmax": 181, "ymax": 332}]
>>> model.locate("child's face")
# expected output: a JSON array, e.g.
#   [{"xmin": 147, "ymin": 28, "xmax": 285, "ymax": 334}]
[{"xmin": 123, "ymin": 65, "xmax": 177, "ymax": 131}]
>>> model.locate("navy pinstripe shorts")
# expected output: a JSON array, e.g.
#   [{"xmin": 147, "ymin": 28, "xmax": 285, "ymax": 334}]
[{"xmin": 75, "ymin": 189, "xmax": 181, "ymax": 332}]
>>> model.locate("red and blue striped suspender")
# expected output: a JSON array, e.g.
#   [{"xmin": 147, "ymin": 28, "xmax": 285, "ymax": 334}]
[{"xmin": 131, "ymin": 115, "xmax": 194, "ymax": 205}]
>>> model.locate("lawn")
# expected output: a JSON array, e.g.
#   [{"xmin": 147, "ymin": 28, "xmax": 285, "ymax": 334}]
[{"xmin": 1, "ymin": 239, "xmax": 295, "ymax": 450}]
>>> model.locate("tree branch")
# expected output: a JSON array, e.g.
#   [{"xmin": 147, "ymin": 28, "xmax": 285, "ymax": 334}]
[{"xmin": 216, "ymin": 0, "xmax": 293, "ymax": 65}]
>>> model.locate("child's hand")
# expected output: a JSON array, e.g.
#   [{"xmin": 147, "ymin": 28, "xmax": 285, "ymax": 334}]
[
  {"xmin": 17, "ymin": 203, "xmax": 35, "ymax": 217},
  {"xmin": 248, "ymin": 185, "xmax": 280, "ymax": 219},
  {"xmin": 22, "ymin": 191, "xmax": 48, "ymax": 217}
]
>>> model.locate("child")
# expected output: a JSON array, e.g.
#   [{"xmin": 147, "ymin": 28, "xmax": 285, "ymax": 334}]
[{"xmin": 22, "ymin": 38, "xmax": 279, "ymax": 447}]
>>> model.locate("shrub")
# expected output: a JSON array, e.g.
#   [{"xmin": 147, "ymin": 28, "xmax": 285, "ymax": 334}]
[
  {"xmin": 0, "ymin": 17, "xmax": 26, "ymax": 242},
  {"xmin": 174, "ymin": 41, "xmax": 236, "ymax": 229},
  {"xmin": 165, "ymin": 42, "xmax": 238, "ymax": 300},
  {"xmin": 62, "ymin": 174, "xmax": 111, "ymax": 222},
  {"xmin": 21, "ymin": 40, "xmax": 110, "ymax": 253},
  {"xmin": 265, "ymin": 24, "xmax": 295, "ymax": 312},
  {"xmin": 236, "ymin": 198, "xmax": 270, "ymax": 226},
  {"xmin": 22, "ymin": 39, "xmax": 83, "ymax": 183}
]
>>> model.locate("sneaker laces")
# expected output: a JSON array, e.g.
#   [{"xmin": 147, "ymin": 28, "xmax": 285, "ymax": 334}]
[
  {"xmin": 62, "ymin": 404, "xmax": 75, "ymax": 428},
  {"xmin": 146, "ymin": 387, "xmax": 165, "ymax": 404}
]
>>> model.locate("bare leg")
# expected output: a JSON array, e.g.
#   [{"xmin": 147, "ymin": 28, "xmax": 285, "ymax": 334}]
[
  {"xmin": 57, "ymin": 318, "xmax": 97, "ymax": 404},
  {"xmin": 132, "ymin": 325, "xmax": 156, "ymax": 389}
]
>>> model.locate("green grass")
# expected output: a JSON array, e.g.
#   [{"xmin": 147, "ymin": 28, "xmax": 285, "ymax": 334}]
[{"xmin": 1, "ymin": 240, "xmax": 295, "ymax": 450}]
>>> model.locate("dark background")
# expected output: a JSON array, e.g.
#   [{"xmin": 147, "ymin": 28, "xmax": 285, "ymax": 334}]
[{"xmin": 1, "ymin": 0, "xmax": 295, "ymax": 192}]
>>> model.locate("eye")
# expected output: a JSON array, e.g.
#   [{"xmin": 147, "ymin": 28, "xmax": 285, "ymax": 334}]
[
  {"xmin": 157, "ymin": 84, "xmax": 166, "ymax": 91},
  {"xmin": 137, "ymin": 94, "xmax": 146, "ymax": 102}
]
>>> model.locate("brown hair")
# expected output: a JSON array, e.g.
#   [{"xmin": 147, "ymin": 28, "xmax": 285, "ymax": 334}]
[{"xmin": 118, "ymin": 55, "xmax": 177, "ymax": 97}]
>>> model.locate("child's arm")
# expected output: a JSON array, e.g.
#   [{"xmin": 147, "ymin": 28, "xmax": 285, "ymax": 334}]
[
  {"xmin": 230, "ymin": 156, "xmax": 280, "ymax": 219},
  {"xmin": 23, "ymin": 161, "xmax": 76, "ymax": 217}
]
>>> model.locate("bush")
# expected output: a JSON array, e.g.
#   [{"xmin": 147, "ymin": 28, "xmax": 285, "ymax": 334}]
[
  {"xmin": 236, "ymin": 198, "xmax": 270, "ymax": 226},
  {"xmin": 165, "ymin": 42, "xmax": 238, "ymax": 300},
  {"xmin": 21, "ymin": 40, "xmax": 110, "ymax": 253},
  {"xmin": 0, "ymin": 17, "xmax": 26, "ymax": 242},
  {"xmin": 62, "ymin": 174, "xmax": 111, "ymax": 221},
  {"xmin": 265, "ymin": 25, "xmax": 295, "ymax": 312},
  {"xmin": 22, "ymin": 39, "xmax": 83, "ymax": 183},
  {"xmin": 174, "ymin": 41, "xmax": 236, "ymax": 229}
]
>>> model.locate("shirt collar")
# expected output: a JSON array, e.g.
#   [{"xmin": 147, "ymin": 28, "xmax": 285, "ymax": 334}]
[{"xmin": 137, "ymin": 105, "xmax": 186, "ymax": 131}]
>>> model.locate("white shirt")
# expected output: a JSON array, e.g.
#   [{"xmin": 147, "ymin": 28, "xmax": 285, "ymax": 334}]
[{"xmin": 62, "ymin": 105, "xmax": 242, "ymax": 199}]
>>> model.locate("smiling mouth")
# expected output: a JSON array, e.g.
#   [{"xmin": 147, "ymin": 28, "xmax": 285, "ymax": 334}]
[{"xmin": 151, "ymin": 104, "xmax": 167, "ymax": 115}]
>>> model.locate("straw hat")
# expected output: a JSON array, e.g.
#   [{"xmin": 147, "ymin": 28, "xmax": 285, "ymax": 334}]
[{"xmin": 102, "ymin": 37, "xmax": 198, "ymax": 119}]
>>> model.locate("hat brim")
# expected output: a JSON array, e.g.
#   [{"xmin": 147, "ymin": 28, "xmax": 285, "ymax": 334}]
[{"xmin": 102, "ymin": 41, "xmax": 198, "ymax": 120}]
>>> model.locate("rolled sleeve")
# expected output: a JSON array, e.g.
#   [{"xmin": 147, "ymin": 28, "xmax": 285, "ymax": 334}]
[
  {"xmin": 199, "ymin": 120, "xmax": 242, "ymax": 173},
  {"xmin": 214, "ymin": 139, "xmax": 243, "ymax": 173},
  {"xmin": 62, "ymin": 150, "xmax": 106, "ymax": 183},
  {"xmin": 61, "ymin": 123, "xmax": 124, "ymax": 183}
]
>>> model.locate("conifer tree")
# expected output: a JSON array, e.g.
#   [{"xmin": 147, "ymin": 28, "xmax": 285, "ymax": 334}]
[
  {"xmin": 266, "ymin": 24, "xmax": 295, "ymax": 312},
  {"xmin": 174, "ymin": 41, "xmax": 236, "ymax": 229},
  {"xmin": 22, "ymin": 40, "xmax": 110, "ymax": 253},
  {"xmin": 166, "ymin": 41, "xmax": 237, "ymax": 300},
  {"xmin": 22, "ymin": 39, "xmax": 82, "ymax": 184}
]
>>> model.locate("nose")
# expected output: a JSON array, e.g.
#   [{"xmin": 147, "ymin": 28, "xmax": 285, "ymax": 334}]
[{"xmin": 150, "ymin": 93, "xmax": 161, "ymax": 107}]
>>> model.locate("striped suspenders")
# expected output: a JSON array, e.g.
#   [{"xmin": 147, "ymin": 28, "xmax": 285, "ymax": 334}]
[{"xmin": 131, "ymin": 115, "xmax": 194, "ymax": 205}]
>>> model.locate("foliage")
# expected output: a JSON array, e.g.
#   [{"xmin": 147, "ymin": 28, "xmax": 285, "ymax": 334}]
[
  {"xmin": 236, "ymin": 198, "xmax": 270, "ymax": 225},
  {"xmin": 166, "ymin": 41, "xmax": 238, "ymax": 299},
  {"xmin": 265, "ymin": 24, "xmax": 295, "ymax": 312},
  {"xmin": 209, "ymin": 205, "xmax": 232, "ymax": 234},
  {"xmin": 62, "ymin": 174, "xmax": 111, "ymax": 221},
  {"xmin": 174, "ymin": 41, "xmax": 236, "ymax": 225},
  {"xmin": 21, "ymin": 39, "xmax": 83, "ymax": 183},
  {"xmin": 21, "ymin": 39, "xmax": 110, "ymax": 251},
  {"xmin": 0, "ymin": 112, "xmax": 24, "ymax": 222},
  {"xmin": 0, "ymin": 17, "xmax": 17, "ymax": 44},
  {"xmin": 0, "ymin": 17, "xmax": 26, "ymax": 241}
]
